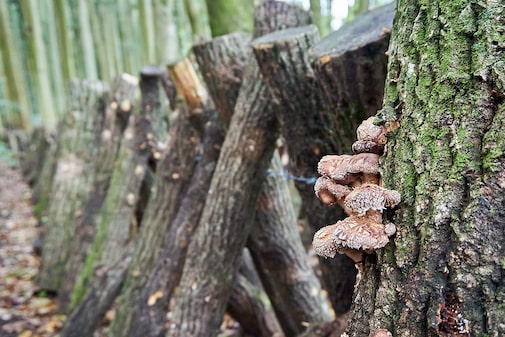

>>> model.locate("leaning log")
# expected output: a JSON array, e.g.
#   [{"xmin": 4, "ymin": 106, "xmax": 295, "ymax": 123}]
[
  {"xmin": 252, "ymin": 24, "xmax": 356, "ymax": 316},
  {"xmin": 69, "ymin": 70, "xmax": 159, "ymax": 308},
  {"xmin": 37, "ymin": 79, "xmax": 109, "ymax": 291},
  {"xmin": 109, "ymin": 59, "xmax": 208, "ymax": 337},
  {"xmin": 58, "ymin": 75, "xmax": 140, "ymax": 312},
  {"xmin": 165, "ymin": 2, "xmax": 312, "ymax": 336},
  {"xmin": 195, "ymin": 22, "xmax": 332, "ymax": 336}
]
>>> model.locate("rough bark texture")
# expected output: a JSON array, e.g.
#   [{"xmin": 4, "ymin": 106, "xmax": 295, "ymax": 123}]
[
  {"xmin": 227, "ymin": 273, "xmax": 282, "ymax": 337},
  {"xmin": 108, "ymin": 110, "xmax": 197, "ymax": 337},
  {"xmin": 192, "ymin": 32, "xmax": 251, "ymax": 125},
  {"xmin": 165, "ymin": 3, "xmax": 312, "ymax": 336},
  {"xmin": 248, "ymin": 152, "xmax": 332, "ymax": 336},
  {"xmin": 119, "ymin": 52, "xmax": 242, "ymax": 337},
  {"xmin": 347, "ymin": 1, "xmax": 505, "ymax": 337},
  {"xmin": 311, "ymin": 2, "xmax": 394, "ymax": 153},
  {"xmin": 37, "ymin": 80, "xmax": 109, "ymax": 291},
  {"xmin": 70, "ymin": 71, "xmax": 159, "ymax": 308},
  {"xmin": 60, "ymin": 250, "xmax": 132, "ymax": 337},
  {"xmin": 58, "ymin": 75, "xmax": 138, "ymax": 312}
]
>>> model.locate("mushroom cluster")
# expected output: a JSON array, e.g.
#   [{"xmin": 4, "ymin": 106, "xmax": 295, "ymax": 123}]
[{"xmin": 312, "ymin": 116, "xmax": 400, "ymax": 264}]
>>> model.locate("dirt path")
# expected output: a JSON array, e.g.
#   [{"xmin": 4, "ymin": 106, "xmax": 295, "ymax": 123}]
[{"xmin": 0, "ymin": 163, "xmax": 63, "ymax": 337}]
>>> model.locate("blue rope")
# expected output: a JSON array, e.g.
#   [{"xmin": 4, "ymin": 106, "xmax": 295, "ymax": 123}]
[{"xmin": 266, "ymin": 169, "xmax": 317, "ymax": 185}]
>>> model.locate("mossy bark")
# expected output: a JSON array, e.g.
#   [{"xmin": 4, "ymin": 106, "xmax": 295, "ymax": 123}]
[{"xmin": 347, "ymin": 1, "xmax": 505, "ymax": 336}]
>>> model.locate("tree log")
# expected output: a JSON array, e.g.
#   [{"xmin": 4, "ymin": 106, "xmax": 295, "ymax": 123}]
[
  {"xmin": 227, "ymin": 273, "xmax": 282, "ymax": 337},
  {"xmin": 58, "ymin": 75, "xmax": 140, "ymax": 312},
  {"xmin": 165, "ymin": 2, "xmax": 312, "ymax": 336},
  {"xmin": 109, "ymin": 109, "xmax": 198, "ymax": 337},
  {"xmin": 249, "ymin": 152, "xmax": 332, "ymax": 336},
  {"xmin": 113, "ymin": 33, "xmax": 253, "ymax": 337},
  {"xmin": 252, "ymin": 24, "xmax": 358, "ymax": 316},
  {"xmin": 70, "ymin": 70, "xmax": 160, "ymax": 308},
  {"xmin": 311, "ymin": 2, "xmax": 394, "ymax": 152},
  {"xmin": 37, "ymin": 79, "xmax": 110, "ymax": 291},
  {"xmin": 60, "ymin": 248, "xmax": 132, "ymax": 337}
]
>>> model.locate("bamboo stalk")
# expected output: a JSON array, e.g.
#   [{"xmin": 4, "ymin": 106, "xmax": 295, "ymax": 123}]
[
  {"xmin": 139, "ymin": 0, "xmax": 157, "ymax": 64},
  {"xmin": 78, "ymin": 0, "xmax": 98, "ymax": 80},
  {"xmin": 183, "ymin": 0, "xmax": 211, "ymax": 42},
  {"xmin": 43, "ymin": 0, "xmax": 66, "ymax": 120},
  {"xmin": 54, "ymin": 0, "xmax": 77, "ymax": 81},
  {"xmin": 0, "ymin": 0, "xmax": 32, "ymax": 130}
]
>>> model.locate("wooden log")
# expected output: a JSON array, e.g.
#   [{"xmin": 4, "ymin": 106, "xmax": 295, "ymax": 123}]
[
  {"xmin": 311, "ymin": 2, "xmax": 395, "ymax": 152},
  {"xmin": 69, "ymin": 70, "xmax": 160, "ymax": 308},
  {"xmin": 227, "ymin": 273, "xmax": 282, "ymax": 337},
  {"xmin": 248, "ymin": 152, "xmax": 332, "ymax": 336},
  {"xmin": 165, "ymin": 2, "xmax": 312, "ymax": 336},
  {"xmin": 60, "ymin": 248, "xmax": 132, "ymax": 337},
  {"xmin": 37, "ymin": 79, "xmax": 109, "ymax": 291},
  {"xmin": 192, "ymin": 32, "xmax": 251, "ymax": 125},
  {"xmin": 252, "ymin": 24, "xmax": 357, "ymax": 316},
  {"xmin": 57, "ymin": 75, "xmax": 139, "ymax": 312},
  {"xmin": 195, "ymin": 23, "xmax": 331, "ymax": 335},
  {"xmin": 109, "ymin": 60, "xmax": 206, "ymax": 337}
]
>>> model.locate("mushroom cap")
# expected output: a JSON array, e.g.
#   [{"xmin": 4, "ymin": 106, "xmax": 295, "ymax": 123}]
[
  {"xmin": 356, "ymin": 116, "xmax": 386, "ymax": 145},
  {"xmin": 317, "ymin": 153, "xmax": 380, "ymax": 183},
  {"xmin": 344, "ymin": 183, "xmax": 401, "ymax": 216},
  {"xmin": 314, "ymin": 176, "xmax": 351, "ymax": 206},
  {"xmin": 312, "ymin": 224, "xmax": 339, "ymax": 258},
  {"xmin": 333, "ymin": 216, "xmax": 395, "ymax": 252}
]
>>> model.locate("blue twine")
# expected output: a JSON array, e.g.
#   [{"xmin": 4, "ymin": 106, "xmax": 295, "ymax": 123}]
[{"xmin": 266, "ymin": 169, "xmax": 317, "ymax": 185}]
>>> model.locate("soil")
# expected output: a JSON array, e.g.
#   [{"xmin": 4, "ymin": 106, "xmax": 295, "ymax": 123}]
[{"xmin": 0, "ymin": 163, "xmax": 63, "ymax": 337}]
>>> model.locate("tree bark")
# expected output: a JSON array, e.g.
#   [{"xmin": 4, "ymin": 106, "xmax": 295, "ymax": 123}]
[
  {"xmin": 346, "ymin": 1, "xmax": 505, "ymax": 336},
  {"xmin": 60, "ymin": 249, "xmax": 132, "ymax": 337},
  {"xmin": 37, "ymin": 79, "xmax": 109, "ymax": 291},
  {"xmin": 192, "ymin": 32, "xmax": 251, "ymax": 125},
  {"xmin": 57, "ymin": 75, "xmax": 137, "ymax": 312},
  {"xmin": 227, "ymin": 272, "xmax": 282, "ymax": 337},
  {"xmin": 165, "ymin": 2, "xmax": 312, "ymax": 336},
  {"xmin": 248, "ymin": 152, "xmax": 332, "ymax": 336},
  {"xmin": 109, "ymin": 107, "xmax": 198, "ymax": 337}
]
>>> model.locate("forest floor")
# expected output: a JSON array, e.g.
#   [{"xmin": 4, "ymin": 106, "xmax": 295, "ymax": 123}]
[
  {"xmin": 0, "ymin": 162, "xmax": 66, "ymax": 337},
  {"xmin": 0, "ymin": 161, "xmax": 254, "ymax": 337}
]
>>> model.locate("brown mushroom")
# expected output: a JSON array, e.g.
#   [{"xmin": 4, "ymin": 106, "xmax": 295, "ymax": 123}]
[
  {"xmin": 312, "ymin": 224, "xmax": 339, "ymax": 258},
  {"xmin": 352, "ymin": 116, "xmax": 387, "ymax": 154},
  {"xmin": 343, "ymin": 183, "xmax": 401, "ymax": 216},
  {"xmin": 314, "ymin": 176, "xmax": 351, "ymax": 207},
  {"xmin": 317, "ymin": 153, "xmax": 380, "ymax": 185},
  {"xmin": 333, "ymin": 216, "xmax": 395, "ymax": 253}
]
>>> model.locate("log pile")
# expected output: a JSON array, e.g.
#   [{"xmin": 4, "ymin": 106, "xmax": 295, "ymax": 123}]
[{"xmin": 25, "ymin": 1, "xmax": 395, "ymax": 336}]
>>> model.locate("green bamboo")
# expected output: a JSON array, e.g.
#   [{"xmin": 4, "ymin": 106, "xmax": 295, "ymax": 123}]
[
  {"xmin": 154, "ymin": 0, "xmax": 192, "ymax": 64},
  {"xmin": 54, "ymin": 0, "xmax": 77, "ymax": 81},
  {"xmin": 0, "ymin": 0, "xmax": 32, "ymax": 130},
  {"xmin": 139, "ymin": 0, "xmax": 157, "ymax": 64},
  {"xmin": 43, "ymin": 0, "xmax": 66, "ymax": 119},
  {"xmin": 21, "ymin": 0, "xmax": 58, "ymax": 129},
  {"xmin": 117, "ymin": 0, "xmax": 142, "ymax": 73},
  {"xmin": 184, "ymin": 0, "xmax": 211, "ymax": 42},
  {"xmin": 78, "ymin": 0, "xmax": 98, "ymax": 80},
  {"xmin": 205, "ymin": 0, "xmax": 253, "ymax": 36}
]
